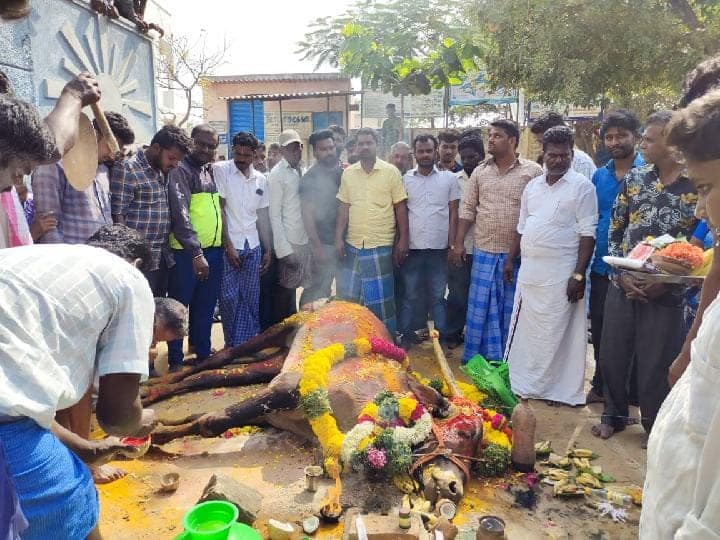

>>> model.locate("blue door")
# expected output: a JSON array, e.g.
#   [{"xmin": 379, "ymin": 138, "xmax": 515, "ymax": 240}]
[
  {"xmin": 228, "ymin": 100, "xmax": 265, "ymax": 143},
  {"xmin": 312, "ymin": 111, "xmax": 343, "ymax": 131}
]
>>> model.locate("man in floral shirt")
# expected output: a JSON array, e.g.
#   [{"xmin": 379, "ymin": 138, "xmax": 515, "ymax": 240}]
[{"xmin": 592, "ymin": 111, "xmax": 698, "ymax": 445}]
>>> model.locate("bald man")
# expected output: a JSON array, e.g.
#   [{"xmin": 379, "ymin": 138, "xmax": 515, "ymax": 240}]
[{"xmin": 390, "ymin": 141, "xmax": 413, "ymax": 175}]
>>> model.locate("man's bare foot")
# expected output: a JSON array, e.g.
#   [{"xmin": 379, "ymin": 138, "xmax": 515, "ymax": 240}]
[
  {"xmin": 92, "ymin": 464, "xmax": 127, "ymax": 484},
  {"xmin": 591, "ymin": 423, "xmax": 616, "ymax": 439}
]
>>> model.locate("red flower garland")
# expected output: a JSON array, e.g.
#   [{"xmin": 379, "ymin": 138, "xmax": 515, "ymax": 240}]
[{"xmin": 369, "ymin": 336, "xmax": 406, "ymax": 362}]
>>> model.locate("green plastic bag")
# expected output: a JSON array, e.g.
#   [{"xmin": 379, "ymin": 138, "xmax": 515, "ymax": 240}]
[{"xmin": 461, "ymin": 355, "xmax": 518, "ymax": 413}]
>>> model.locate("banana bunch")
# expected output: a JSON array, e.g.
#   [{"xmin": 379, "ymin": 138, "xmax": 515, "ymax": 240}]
[
  {"xmin": 577, "ymin": 472, "xmax": 603, "ymax": 489},
  {"xmin": 394, "ymin": 473, "xmax": 420, "ymax": 494},
  {"xmin": 545, "ymin": 454, "xmax": 571, "ymax": 469},
  {"xmin": 572, "ymin": 457, "xmax": 592, "ymax": 470},
  {"xmin": 544, "ymin": 468, "xmax": 571, "ymax": 481},
  {"xmin": 692, "ymin": 249, "xmax": 714, "ymax": 277},
  {"xmin": 553, "ymin": 478, "xmax": 585, "ymax": 497},
  {"xmin": 568, "ymin": 448, "xmax": 597, "ymax": 459},
  {"xmin": 535, "ymin": 441, "xmax": 552, "ymax": 455}
]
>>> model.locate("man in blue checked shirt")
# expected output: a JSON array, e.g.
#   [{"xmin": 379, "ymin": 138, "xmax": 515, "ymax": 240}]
[{"xmin": 111, "ymin": 125, "xmax": 193, "ymax": 297}]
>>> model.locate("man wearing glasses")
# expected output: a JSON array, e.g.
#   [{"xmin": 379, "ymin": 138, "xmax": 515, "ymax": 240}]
[{"xmin": 167, "ymin": 124, "xmax": 224, "ymax": 372}]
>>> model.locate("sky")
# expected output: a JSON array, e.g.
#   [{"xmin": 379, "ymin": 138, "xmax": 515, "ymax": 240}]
[{"xmin": 164, "ymin": 1, "xmax": 354, "ymax": 76}]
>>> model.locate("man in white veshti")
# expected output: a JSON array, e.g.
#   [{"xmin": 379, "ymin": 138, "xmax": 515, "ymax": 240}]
[
  {"xmin": 504, "ymin": 126, "xmax": 598, "ymax": 405},
  {"xmin": 640, "ymin": 90, "xmax": 720, "ymax": 538}
]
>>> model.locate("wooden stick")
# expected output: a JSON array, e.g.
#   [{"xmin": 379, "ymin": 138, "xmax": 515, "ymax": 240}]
[
  {"xmin": 427, "ymin": 320, "xmax": 462, "ymax": 398},
  {"xmin": 90, "ymin": 102, "xmax": 120, "ymax": 155}
]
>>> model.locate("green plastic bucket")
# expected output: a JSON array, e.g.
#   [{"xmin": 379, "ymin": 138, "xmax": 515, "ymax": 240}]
[{"xmin": 182, "ymin": 500, "xmax": 239, "ymax": 540}]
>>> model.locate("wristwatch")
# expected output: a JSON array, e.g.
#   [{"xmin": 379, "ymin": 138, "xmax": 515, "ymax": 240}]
[{"xmin": 571, "ymin": 272, "xmax": 585, "ymax": 282}]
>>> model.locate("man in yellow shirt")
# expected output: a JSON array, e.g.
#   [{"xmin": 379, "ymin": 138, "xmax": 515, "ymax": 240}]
[{"xmin": 335, "ymin": 128, "xmax": 409, "ymax": 335}]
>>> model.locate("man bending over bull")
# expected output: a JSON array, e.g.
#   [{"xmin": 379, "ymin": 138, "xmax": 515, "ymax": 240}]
[{"xmin": 0, "ymin": 224, "xmax": 187, "ymax": 540}]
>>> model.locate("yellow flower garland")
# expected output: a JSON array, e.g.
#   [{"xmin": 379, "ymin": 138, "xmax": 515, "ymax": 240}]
[{"xmin": 299, "ymin": 337, "xmax": 373, "ymax": 477}]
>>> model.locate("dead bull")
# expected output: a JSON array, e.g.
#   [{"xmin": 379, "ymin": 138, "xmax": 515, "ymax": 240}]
[{"xmin": 148, "ymin": 301, "xmax": 483, "ymax": 504}]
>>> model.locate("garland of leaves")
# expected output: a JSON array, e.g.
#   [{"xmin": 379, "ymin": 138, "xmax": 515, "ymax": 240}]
[{"xmin": 298, "ymin": 337, "xmax": 408, "ymax": 477}]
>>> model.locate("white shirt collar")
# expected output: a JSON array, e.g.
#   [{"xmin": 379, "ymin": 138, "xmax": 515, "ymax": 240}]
[{"xmin": 411, "ymin": 165, "xmax": 440, "ymax": 177}]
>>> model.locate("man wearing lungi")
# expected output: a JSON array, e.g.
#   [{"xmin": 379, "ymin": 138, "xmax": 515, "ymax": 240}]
[
  {"xmin": 451, "ymin": 120, "xmax": 542, "ymax": 362},
  {"xmin": 335, "ymin": 127, "xmax": 409, "ymax": 336},
  {"xmin": 505, "ymin": 126, "xmax": 598, "ymax": 406},
  {"xmin": 0, "ymin": 228, "xmax": 185, "ymax": 540},
  {"xmin": 214, "ymin": 131, "xmax": 272, "ymax": 347}
]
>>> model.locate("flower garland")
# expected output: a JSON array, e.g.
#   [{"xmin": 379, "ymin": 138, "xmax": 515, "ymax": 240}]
[
  {"xmin": 480, "ymin": 408, "xmax": 513, "ymax": 450},
  {"xmin": 340, "ymin": 391, "xmax": 433, "ymax": 479},
  {"xmin": 409, "ymin": 371, "xmax": 509, "ymax": 452},
  {"xmin": 298, "ymin": 337, "xmax": 409, "ymax": 477}
]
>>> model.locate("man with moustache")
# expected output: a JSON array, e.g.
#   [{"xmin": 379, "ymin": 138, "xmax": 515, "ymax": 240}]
[
  {"xmin": 445, "ymin": 134, "xmax": 485, "ymax": 348},
  {"xmin": 345, "ymin": 137, "xmax": 359, "ymax": 166},
  {"xmin": 253, "ymin": 142, "xmax": 268, "ymax": 173},
  {"xmin": 167, "ymin": 124, "xmax": 223, "ymax": 372},
  {"xmin": 336, "ymin": 127, "xmax": 409, "ymax": 335},
  {"xmin": 389, "ymin": 141, "xmax": 413, "ymax": 175},
  {"xmin": 267, "ymin": 129, "xmax": 312, "ymax": 318},
  {"xmin": 586, "ymin": 110, "xmax": 646, "ymax": 403},
  {"xmin": 593, "ymin": 111, "xmax": 697, "ymax": 443},
  {"xmin": 437, "ymin": 129, "xmax": 463, "ymax": 173},
  {"xmin": 267, "ymin": 142, "xmax": 282, "ymax": 172},
  {"xmin": 398, "ymin": 134, "xmax": 460, "ymax": 350},
  {"xmin": 505, "ymin": 126, "xmax": 598, "ymax": 406},
  {"xmin": 111, "ymin": 124, "xmax": 194, "ymax": 296},
  {"xmin": 450, "ymin": 120, "xmax": 542, "ymax": 362},
  {"xmin": 214, "ymin": 131, "xmax": 272, "ymax": 347},
  {"xmin": 529, "ymin": 111, "xmax": 597, "ymax": 180},
  {"xmin": 300, "ymin": 129, "xmax": 342, "ymax": 305}
]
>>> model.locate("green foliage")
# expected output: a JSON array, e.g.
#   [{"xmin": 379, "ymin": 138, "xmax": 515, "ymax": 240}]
[
  {"xmin": 300, "ymin": 389, "xmax": 330, "ymax": 420},
  {"xmin": 475, "ymin": 0, "xmax": 718, "ymax": 106},
  {"xmin": 296, "ymin": 0, "xmax": 484, "ymax": 95},
  {"xmin": 475, "ymin": 443, "xmax": 511, "ymax": 477},
  {"xmin": 353, "ymin": 429, "xmax": 413, "ymax": 479},
  {"xmin": 428, "ymin": 378, "xmax": 445, "ymax": 395},
  {"xmin": 298, "ymin": 0, "xmax": 720, "ymax": 106}
]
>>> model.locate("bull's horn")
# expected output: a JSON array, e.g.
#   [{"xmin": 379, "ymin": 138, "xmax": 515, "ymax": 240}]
[{"xmin": 427, "ymin": 320, "xmax": 462, "ymax": 398}]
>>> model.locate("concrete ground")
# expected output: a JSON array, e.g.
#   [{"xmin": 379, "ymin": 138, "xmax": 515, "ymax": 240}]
[{"xmin": 98, "ymin": 322, "xmax": 645, "ymax": 539}]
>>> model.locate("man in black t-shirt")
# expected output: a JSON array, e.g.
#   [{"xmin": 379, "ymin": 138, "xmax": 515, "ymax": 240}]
[{"xmin": 300, "ymin": 129, "xmax": 342, "ymax": 306}]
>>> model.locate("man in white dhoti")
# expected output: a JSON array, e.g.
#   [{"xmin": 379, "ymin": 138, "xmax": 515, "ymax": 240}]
[
  {"xmin": 640, "ymin": 89, "xmax": 720, "ymax": 539},
  {"xmin": 504, "ymin": 126, "xmax": 598, "ymax": 406}
]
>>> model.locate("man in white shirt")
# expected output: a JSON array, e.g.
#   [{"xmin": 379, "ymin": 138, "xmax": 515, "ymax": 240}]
[
  {"xmin": 399, "ymin": 134, "xmax": 460, "ymax": 349},
  {"xmin": 267, "ymin": 129, "xmax": 312, "ymax": 318},
  {"xmin": 0, "ymin": 225, "xmax": 184, "ymax": 540},
  {"xmin": 504, "ymin": 126, "xmax": 598, "ymax": 406},
  {"xmin": 529, "ymin": 111, "xmax": 597, "ymax": 181},
  {"xmin": 214, "ymin": 131, "xmax": 272, "ymax": 347}
]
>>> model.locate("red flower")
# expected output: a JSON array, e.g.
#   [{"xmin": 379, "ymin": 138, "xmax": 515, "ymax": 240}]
[
  {"xmin": 369, "ymin": 336, "xmax": 406, "ymax": 362},
  {"xmin": 410, "ymin": 403, "xmax": 424, "ymax": 422}
]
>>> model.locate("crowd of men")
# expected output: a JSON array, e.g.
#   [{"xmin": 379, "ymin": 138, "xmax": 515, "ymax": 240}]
[
  {"xmin": 6, "ymin": 98, "xmax": 708, "ymax": 444},
  {"xmin": 0, "ymin": 92, "xmax": 712, "ymax": 430},
  {"xmin": 1, "ymin": 3, "xmax": 720, "ymax": 531}
]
